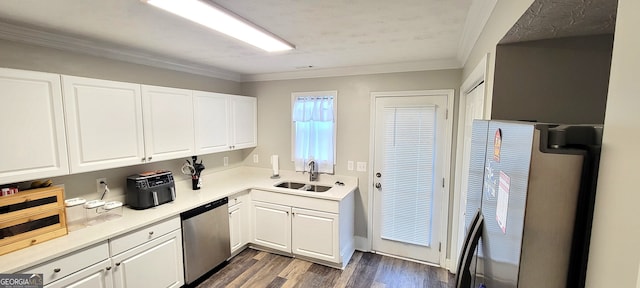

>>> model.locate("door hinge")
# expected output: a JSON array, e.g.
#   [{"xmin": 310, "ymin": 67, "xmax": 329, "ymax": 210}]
[
  {"xmin": 445, "ymin": 109, "xmax": 449, "ymax": 119},
  {"xmin": 442, "ymin": 178, "xmax": 445, "ymax": 188},
  {"xmin": 439, "ymin": 242, "xmax": 441, "ymax": 252}
]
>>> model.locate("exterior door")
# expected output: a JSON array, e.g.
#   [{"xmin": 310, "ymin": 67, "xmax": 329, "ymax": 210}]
[{"xmin": 372, "ymin": 93, "xmax": 448, "ymax": 264}]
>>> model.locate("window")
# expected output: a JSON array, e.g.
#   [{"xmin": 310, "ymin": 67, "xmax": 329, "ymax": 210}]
[{"xmin": 291, "ymin": 91, "xmax": 337, "ymax": 174}]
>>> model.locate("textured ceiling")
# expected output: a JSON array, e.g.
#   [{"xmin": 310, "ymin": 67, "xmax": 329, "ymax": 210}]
[
  {"xmin": 0, "ymin": 0, "xmax": 472, "ymax": 77},
  {"xmin": 501, "ymin": 0, "xmax": 618, "ymax": 44}
]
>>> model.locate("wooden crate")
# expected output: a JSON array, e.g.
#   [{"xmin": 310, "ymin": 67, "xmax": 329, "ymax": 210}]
[{"xmin": 0, "ymin": 186, "xmax": 68, "ymax": 255}]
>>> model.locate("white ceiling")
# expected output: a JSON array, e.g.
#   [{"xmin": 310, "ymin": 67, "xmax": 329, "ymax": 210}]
[{"xmin": 0, "ymin": 0, "xmax": 481, "ymax": 81}]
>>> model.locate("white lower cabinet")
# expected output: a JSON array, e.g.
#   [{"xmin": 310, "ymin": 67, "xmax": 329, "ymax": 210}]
[
  {"xmin": 45, "ymin": 259, "xmax": 113, "ymax": 288},
  {"xmin": 111, "ymin": 230, "xmax": 183, "ymax": 288},
  {"xmin": 229, "ymin": 192, "xmax": 251, "ymax": 255},
  {"xmin": 249, "ymin": 189, "xmax": 355, "ymax": 268},
  {"xmin": 291, "ymin": 208, "xmax": 339, "ymax": 263},
  {"xmin": 109, "ymin": 216, "xmax": 184, "ymax": 288},
  {"xmin": 21, "ymin": 217, "xmax": 184, "ymax": 288},
  {"xmin": 19, "ymin": 242, "xmax": 110, "ymax": 286},
  {"xmin": 251, "ymin": 201, "xmax": 291, "ymax": 253}
]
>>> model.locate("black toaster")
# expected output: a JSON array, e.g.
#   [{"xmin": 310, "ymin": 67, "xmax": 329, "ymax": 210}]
[{"xmin": 126, "ymin": 170, "xmax": 176, "ymax": 209}]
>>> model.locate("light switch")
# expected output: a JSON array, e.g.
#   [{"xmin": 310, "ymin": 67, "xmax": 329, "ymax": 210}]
[
  {"xmin": 253, "ymin": 154, "xmax": 259, "ymax": 163},
  {"xmin": 347, "ymin": 161, "xmax": 354, "ymax": 171},
  {"xmin": 223, "ymin": 157, "xmax": 229, "ymax": 166},
  {"xmin": 357, "ymin": 162, "xmax": 367, "ymax": 172}
]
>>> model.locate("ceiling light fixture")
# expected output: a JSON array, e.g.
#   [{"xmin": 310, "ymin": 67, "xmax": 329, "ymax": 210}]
[{"xmin": 142, "ymin": 0, "xmax": 295, "ymax": 52}]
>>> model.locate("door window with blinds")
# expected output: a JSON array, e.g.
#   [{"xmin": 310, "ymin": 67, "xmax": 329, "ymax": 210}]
[
  {"xmin": 381, "ymin": 105, "xmax": 436, "ymax": 246},
  {"xmin": 291, "ymin": 91, "xmax": 337, "ymax": 173}
]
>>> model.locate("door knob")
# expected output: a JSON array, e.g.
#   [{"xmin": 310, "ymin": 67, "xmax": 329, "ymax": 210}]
[
  {"xmin": 375, "ymin": 183, "xmax": 382, "ymax": 189},
  {"xmin": 376, "ymin": 172, "xmax": 382, "ymax": 178}
]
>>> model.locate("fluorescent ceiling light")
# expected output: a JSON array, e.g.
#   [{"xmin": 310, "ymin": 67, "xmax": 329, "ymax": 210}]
[{"xmin": 143, "ymin": 0, "xmax": 294, "ymax": 52}]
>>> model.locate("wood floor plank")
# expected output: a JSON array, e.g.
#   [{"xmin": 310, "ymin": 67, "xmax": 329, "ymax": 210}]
[
  {"xmin": 241, "ymin": 253, "xmax": 293, "ymax": 287},
  {"xmin": 278, "ymin": 259, "xmax": 313, "ymax": 280},
  {"xmin": 267, "ymin": 276, "xmax": 287, "ymax": 288},
  {"xmin": 199, "ymin": 249, "xmax": 454, "ymax": 288},
  {"xmin": 344, "ymin": 252, "xmax": 382, "ymax": 288},
  {"xmin": 196, "ymin": 249, "xmax": 259, "ymax": 288},
  {"xmin": 333, "ymin": 251, "xmax": 363, "ymax": 288}
]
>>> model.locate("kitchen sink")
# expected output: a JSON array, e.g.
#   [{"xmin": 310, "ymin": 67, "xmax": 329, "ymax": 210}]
[{"xmin": 274, "ymin": 181, "xmax": 332, "ymax": 192}]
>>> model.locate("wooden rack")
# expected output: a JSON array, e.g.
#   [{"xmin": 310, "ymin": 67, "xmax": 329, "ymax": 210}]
[{"xmin": 0, "ymin": 186, "xmax": 68, "ymax": 255}]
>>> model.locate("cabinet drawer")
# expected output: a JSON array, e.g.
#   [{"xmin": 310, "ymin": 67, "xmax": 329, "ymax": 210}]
[
  {"xmin": 109, "ymin": 216, "xmax": 180, "ymax": 256},
  {"xmin": 20, "ymin": 241, "xmax": 109, "ymax": 285},
  {"xmin": 228, "ymin": 191, "xmax": 249, "ymax": 208}
]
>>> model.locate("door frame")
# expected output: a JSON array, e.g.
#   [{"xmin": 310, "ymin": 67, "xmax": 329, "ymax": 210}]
[
  {"xmin": 367, "ymin": 89, "xmax": 455, "ymax": 267},
  {"xmin": 450, "ymin": 53, "xmax": 489, "ymax": 272}
]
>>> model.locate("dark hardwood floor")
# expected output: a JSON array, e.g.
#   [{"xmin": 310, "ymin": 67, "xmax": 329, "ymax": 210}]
[{"xmin": 197, "ymin": 248, "xmax": 454, "ymax": 288}]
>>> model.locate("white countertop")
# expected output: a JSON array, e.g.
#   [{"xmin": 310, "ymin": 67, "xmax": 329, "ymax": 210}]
[{"xmin": 0, "ymin": 167, "xmax": 357, "ymax": 273}]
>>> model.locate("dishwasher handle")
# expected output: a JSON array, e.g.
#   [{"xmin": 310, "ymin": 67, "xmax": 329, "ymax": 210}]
[{"xmin": 180, "ymin": 197, "xmax": 228, "ymax": 220}]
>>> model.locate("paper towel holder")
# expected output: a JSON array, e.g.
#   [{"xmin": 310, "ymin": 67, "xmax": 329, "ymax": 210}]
[{"xmin": 270, "ymin": 155, "xmax": 280, "ymax": 179}]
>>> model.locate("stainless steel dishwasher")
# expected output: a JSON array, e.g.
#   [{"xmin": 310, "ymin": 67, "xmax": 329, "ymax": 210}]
[{"xmin": 181, "ymin": 197, "xmax": 230, "ymax": 285}]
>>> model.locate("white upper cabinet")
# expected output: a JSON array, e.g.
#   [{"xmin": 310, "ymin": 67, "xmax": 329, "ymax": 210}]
[
  {"xmin": 193, "ymin": 91, "xmax": 230, "ymax": 154},
  {"xmin": 194, "ymin": 92, "xmax": 256, "ymax": 153},
  {"xmin": 0, "ymin": 68, "xmax": 69, "ymax": 185},
  {"xmin": 141, "ymin": 85, "xmax": 195, "ymax": 162},
  {"xmin": 62, "ymin": 75, "xmax": 145, "ymax": 173},
  {"xmin": 230, "ymin": 96, "xmax": 257, "ymax": 149}
]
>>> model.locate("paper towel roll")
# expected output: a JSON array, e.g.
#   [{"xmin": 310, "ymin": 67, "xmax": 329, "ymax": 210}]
[{"xmin": 271, "ymin": 155, "xmax": 279, "ymax": 176}]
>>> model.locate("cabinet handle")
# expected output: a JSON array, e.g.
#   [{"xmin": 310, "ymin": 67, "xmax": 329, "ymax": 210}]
[
  {"xmin": 149, "ymin": 231, "xmax": 154, "ymax": 236},
  {"xmin": 148, "ymin": 157, "xmax": 153, "ymax": 161},
  {"xmin": 116, "ymin": 262, "xmax": 121, "ymax": 266},
  {"xmin": 106, "ymin": 266, "xmax": 112, "ymax": 271},
  {"xmin": 53, "ymin": 268, "xmax": 61, "ymax": 273},
  {"xmin": 141, "ymin": 157, "xmax": 146, "ymax": 162}
]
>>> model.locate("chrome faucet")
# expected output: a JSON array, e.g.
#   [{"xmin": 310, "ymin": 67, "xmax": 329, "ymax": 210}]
[{"xmin": 308, "ymin": 160, "xmax": 318, "ymax": 182}]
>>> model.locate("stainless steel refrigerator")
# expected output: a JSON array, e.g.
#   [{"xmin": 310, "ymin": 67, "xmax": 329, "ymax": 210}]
[{"xmin": 457, "ymin": 120, "xmax": 602, "ymax": 288}]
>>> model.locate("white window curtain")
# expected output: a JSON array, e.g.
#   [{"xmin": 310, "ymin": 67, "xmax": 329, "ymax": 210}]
[{"xmin": 292, "ymin": 95, "xmax": 335, "ymax": 173}]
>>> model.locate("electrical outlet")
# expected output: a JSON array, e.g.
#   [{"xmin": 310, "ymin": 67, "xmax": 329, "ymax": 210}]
[
  {"xmin": 347, "ymin": 161, "xmax": 354, "ymax": 171},
  {"xmin": 96, "ymin": 178, "xmax": 107, "ymax": 194},
  {"xmin": 253, "ymin": 154, "xmax": 259, "ymax": 163},
  {"xmin": 357, "ymin": 162, "xmax": 367, "ymax": 172},
  {"xmin": 224, "ymin": 156, "xmax": 229, "ymax": 167}
]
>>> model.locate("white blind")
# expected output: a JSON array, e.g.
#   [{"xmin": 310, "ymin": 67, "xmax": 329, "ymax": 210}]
[{"xmin": 381, "ymin": 106, "xmax": 436, "ymax": 247}]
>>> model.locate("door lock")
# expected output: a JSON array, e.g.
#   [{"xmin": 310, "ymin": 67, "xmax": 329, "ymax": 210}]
[
  {"xmin": 376, "ymin": 172, "xmax": 382, "ymax": 178},
  {"xmin": 375, "ymin": 183, "xmax": 382, "ymax": 189}
]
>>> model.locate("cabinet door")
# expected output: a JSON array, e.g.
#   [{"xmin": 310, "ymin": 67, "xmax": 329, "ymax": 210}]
[
  {"xmin": 230, "ymin": 96, "xmax": 257, "ymax": 149},
  {"xmin": 229, "ymin": 203, "xmax": 243, "ymax": 254},
  {"xmin": 62, "ymin": 76, "xmax": 144, "ymax": 173},
  {"xmin": 292, "ymin": 208, "xmax": 339, "ymax": 263},
  {"xmin": 111, "ymin": 230, "xmax": 184, "ymax": 288},
  {"xmin": 141, "ymin": 85, "xmax": 194, "ymax": 162},
  {"xmin": 0, "ymin": 68, "xmax": 69, "ymax": 185},
  {"xmin": 193, "ymin": 91, "xmax": 230, "ymax": 154},
  {"xmin": 45, "ymin": 259, "xmax": 113, "ymax": 288},
  {"xmin": 251, "ymin": 201, "xmax": 290, "ymax": 253}
]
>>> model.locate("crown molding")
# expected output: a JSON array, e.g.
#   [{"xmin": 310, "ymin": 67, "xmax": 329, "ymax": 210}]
[
  {"xmin": 457, "ymin": 0, "xmax": 498, "ymax": 66},
  {"xmin": 241, "ymin": 58, "xmax": 462, "ymax": 82},
  {"xmin": 0, "ymin": 21, "xmax": 242, "ymax": 82}
]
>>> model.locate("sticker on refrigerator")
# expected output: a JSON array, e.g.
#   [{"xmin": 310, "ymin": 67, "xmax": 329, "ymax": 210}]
[
  {"xmin": 493, "ymin": 128, "xmax": 502, "ymax": 162},
  {"xmin": 496, "ymin": 171, "xmax": 510, "ymax": 234}
]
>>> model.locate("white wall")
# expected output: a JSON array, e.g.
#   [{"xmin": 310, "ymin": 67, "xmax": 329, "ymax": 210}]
[
  {"xmin": 586, "ymin": 0, "xmax": 640, "ymax": 286},
  {"xmin": 241, "ymin": 70, "xmax": 461, "ymax": 247},
  {"xmin": 462, "ymin": 0, "xmax": 535, "ymax": 119}
]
